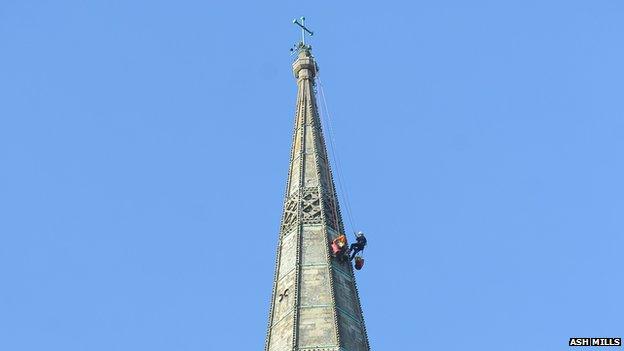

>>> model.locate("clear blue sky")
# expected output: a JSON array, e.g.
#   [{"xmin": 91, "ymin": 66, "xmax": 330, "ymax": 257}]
[{"xmin": 1, "ymin": 1, "xmax": 622, "ymax": 350}]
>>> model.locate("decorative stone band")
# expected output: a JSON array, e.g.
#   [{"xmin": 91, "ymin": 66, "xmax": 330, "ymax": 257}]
[{"xmin": 293, "ymin": 52, "xmax": 317, "ymax": 80}]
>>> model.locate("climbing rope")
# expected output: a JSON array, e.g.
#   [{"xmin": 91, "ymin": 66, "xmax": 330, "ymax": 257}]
[
  {"xmin": 313, "ymin": 81, "xmax": 341, "ymax": 236},
  {"xmin": 316, "ymin": 75, "xmax": 358, "ymax": 233}
]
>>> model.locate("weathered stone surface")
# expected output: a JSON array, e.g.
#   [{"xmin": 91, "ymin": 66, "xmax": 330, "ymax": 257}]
[
  {"xmin": 301, "ymin": 227, "xmax": 327, "ymax": 266},
  {"xmin": 268, "ymin": 315, "xmax": 293, "ymax": 351},
  {"xmin": 265, "ymin": 47, "xmax": 370, "ymax": 351},
  {"xmin": 298, "ymin": 307, "xmax": 336, "ymax": 347},
  {"xmin": 300, "ymin": 266, "xmax": 331, "ymax": 306}
]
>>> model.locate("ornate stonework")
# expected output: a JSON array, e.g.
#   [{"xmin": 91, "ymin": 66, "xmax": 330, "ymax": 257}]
[{"xmin": 265, "ymin": 48, "xmax": 370, "ymax": 351}]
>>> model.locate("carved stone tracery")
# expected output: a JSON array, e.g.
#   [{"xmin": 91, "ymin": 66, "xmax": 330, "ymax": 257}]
[
  {"xmin": 301, "ymin": 188, "xmax": 321, "ymax": 224},
  {"xmin": 281, "ymin": 195, "xmax": 299, "ymax": 233},
  {"xmin": 281, "ymin": 187, "xmax": 324, "ymax": 234}
]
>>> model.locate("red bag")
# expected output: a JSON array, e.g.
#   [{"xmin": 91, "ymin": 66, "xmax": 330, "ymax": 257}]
[{"xmin": 354, "ymin": 256, "xmax": 364, "ymax": 270}]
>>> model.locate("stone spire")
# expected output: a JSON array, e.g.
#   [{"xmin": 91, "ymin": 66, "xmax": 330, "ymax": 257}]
[{"xmin": 264, "ymin": 46, "xmax": 371, "ymax": 351}]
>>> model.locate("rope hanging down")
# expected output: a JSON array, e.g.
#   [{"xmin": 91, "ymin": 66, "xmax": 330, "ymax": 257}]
[{"xmin": 316, "ymin": 75, "xmax": 357, "ymax": 233}]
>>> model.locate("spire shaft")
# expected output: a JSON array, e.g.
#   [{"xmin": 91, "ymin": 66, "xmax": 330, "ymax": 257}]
[{"xmin": 264, "ymin": 47, "xmax": 370, "ymax": 351}]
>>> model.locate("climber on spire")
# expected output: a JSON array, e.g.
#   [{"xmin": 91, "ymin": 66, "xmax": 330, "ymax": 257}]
[{"xmin": 349, "ymin": 231, "xmax": 367, "ymax": 261}]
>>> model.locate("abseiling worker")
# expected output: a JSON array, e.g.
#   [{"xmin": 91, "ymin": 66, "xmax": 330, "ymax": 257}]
[{"xmin": 349, "ymin": 231, "xmax": 367, "ymax": 260}]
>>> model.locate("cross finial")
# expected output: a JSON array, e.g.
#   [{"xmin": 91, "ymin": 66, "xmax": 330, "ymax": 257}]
[{"xmin": 293, "ymin": 16, "xmax": 313, "ymax": 46}]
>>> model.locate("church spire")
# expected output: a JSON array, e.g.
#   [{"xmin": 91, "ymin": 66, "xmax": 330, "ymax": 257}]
[{"xmin": 264, "ymin": 21, "xmax": 370, "ymax": 351}]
